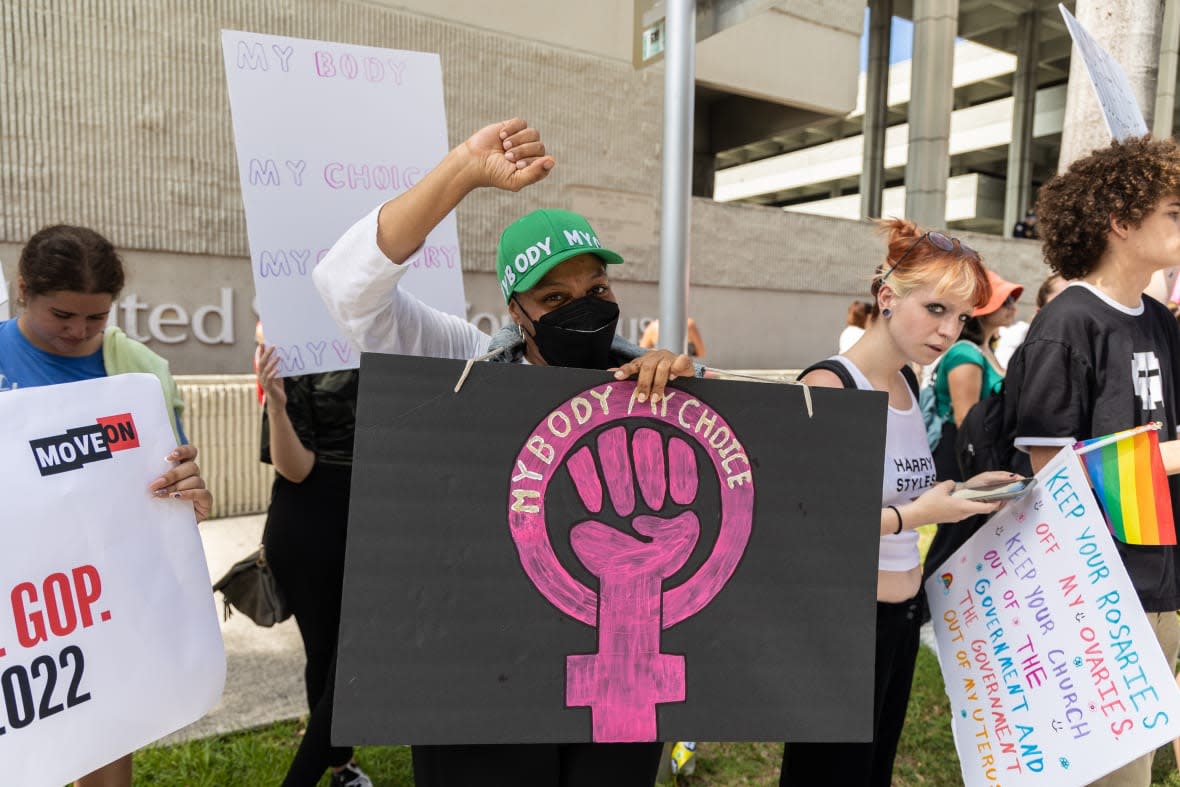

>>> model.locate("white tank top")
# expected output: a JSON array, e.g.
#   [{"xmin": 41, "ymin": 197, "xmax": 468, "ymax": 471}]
[{"xmin": 828, "ymin": 356, "xmax": 933, "ymax": 571}]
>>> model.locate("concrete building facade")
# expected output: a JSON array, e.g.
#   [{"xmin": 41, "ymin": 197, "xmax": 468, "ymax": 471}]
[{"xmin": 715, "ymin": 1, "xmax": 1180, "ymax": 237}]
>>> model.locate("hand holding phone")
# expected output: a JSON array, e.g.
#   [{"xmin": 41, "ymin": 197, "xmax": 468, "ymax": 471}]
[{"xmin": 952, "ymin": 477, "xmax": 1037, "ymax": 503}]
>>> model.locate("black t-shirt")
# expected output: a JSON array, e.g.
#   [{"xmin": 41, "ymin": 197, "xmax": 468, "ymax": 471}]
[
  {"xmin": 1004, "ymin": 283, "xmax": 1180, "ymax": 611},
  {"xmin": 260, "ymin": 369, "xmax": 359, "ymax": 468}
]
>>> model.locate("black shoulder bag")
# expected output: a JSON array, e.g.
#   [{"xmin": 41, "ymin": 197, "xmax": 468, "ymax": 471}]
[{"xmin": 212, "ymin": 545, "xmax": 291, "ymax": 627}]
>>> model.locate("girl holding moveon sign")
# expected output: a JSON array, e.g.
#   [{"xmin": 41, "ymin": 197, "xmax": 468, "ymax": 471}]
[
  {"xmin": 786, "ymin": 220, "xmax": 1018, "ymax": 786},
  {"xmin": 0, "ymin": 224, "xmax": 213, "ymax": 787},
  {"xmin": 314, "ymin": 118, "xmax": 694, "ymax": 787}
]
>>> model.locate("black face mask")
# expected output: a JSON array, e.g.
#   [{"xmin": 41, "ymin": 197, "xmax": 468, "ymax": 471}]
[{"xmin": 516, "ymin": 295, "xmax": 620, "ymax": 369}]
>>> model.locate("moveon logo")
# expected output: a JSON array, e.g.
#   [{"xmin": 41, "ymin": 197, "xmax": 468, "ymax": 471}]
[{"xmin": 29, "ymin": 413, "xmax": 140, "ymax": 476}]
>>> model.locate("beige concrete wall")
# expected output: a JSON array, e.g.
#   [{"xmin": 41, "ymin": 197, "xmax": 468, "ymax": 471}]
[
  {"xmin": 366, "ymin": 0, "xmax": 637, "ymax": 62},
  {"xmin": 368, "ymin": 0, "xmax": 864, "ymax": 111},
  {"xmin": 2, "ymin": 0, "xmax": 669, "ymax": 259},
  {"xmin": 1, "ymin": 0, "xmax": 857, "ymax": 257},
  {"xmin": 695, "ymin": 5, "xmax": 861, "ymax": 112}
]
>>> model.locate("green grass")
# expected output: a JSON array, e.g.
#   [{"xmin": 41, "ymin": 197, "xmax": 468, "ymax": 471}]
[
  {"xmin": 891, "ymin": 646, "xmax": 963, "ymax": 786},
  {"xmin": 666, "ymin": 648, "xmax": 962, "ymax": 787},
  {"xmin": 134, "ymin": 721, "xmax": 414, "ymax": 786},
  {"xmin": 136, "ymin": 648, "xmax": 1180, "ymax": 786},
  {"xmin": 668, "ymin": 741, "xmax": 781, "ymax": 786}
]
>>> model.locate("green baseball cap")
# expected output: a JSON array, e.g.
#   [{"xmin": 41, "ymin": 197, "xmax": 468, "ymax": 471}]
[{"xmin": 496, "ymin": 209, "xmax": 624, "ymax": 302}]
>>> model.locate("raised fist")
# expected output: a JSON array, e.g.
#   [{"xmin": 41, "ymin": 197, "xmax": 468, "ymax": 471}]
[
  {"xmin": 462, "ymin": 118, "xmax": 553, "ymax": 193},
  {"xmin": 565, "ymin": 425, "xmax": 700, "ymax": 585}
]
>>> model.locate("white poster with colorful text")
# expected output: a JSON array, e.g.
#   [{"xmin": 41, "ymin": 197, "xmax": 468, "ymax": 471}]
[
  {"xmin": 221, "ymin": 30, "xmax": 465, "ymax": 375},
  {"xmin": 927, "ymin": 448, "xmax": 1180, "ymax": 786},
  {"xmin": 0, "ymin": 374, "xmax": 225, "ymax": 784}
]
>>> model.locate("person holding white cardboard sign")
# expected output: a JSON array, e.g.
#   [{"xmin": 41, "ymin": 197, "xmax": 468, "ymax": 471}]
[
  {"xmin": 314, "ymin": 117, "xmax": 697, "ymax": 786},
  {"xmin": 0, "ymin": 224, "xmax": 213, "ymax": 787},
  {"xmin": 255, "ymin": 353, "xmax": 372, "ymax": 787},
  {"xmin": 1004, "ymin": 136, "xmax": 1180, "ymax": 787}
]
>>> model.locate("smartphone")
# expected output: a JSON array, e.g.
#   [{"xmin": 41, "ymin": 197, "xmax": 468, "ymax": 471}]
[{"xmin": 952, "ymin": 477, "xmax": 1037, "ymax": 502}]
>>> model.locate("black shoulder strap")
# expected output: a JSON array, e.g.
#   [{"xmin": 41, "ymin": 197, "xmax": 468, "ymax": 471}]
[
  {"xmin": 801, "ymin": 359, "xmax": 920, "ymax": 397},
  {"xmin": 798, "ymin": 359, "xmax": 856, "ymax": 390},
  {"xmin": 900, "ymin": 365, "xmax": 920, "ymax": 397}
]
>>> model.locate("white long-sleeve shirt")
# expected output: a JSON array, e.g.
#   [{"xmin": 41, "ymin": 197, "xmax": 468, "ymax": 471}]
[{"xmin": 313, "ymin": 206, "xmax": 490, "ymax": 361}]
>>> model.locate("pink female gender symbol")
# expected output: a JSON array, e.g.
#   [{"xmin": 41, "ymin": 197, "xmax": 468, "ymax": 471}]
[{"xmin": 508, "ymin": 382, "xmax": 755, "ymax": 742}]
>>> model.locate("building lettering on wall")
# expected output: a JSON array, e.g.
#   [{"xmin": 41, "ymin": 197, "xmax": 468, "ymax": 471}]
[
  {"xmin": 110, "ymin": 288, "xmax": 236, "ymax": 345},
  {"xmin": 106, "ymin": 286, "xmax": 654, "ymax": 348}
]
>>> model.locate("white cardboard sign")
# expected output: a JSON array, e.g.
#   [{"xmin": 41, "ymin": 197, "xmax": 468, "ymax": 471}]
[
  {"xmin": 0, "ymin": 374, "xmax": 225, "ymax": 784},
  {"xmin": 1059, "ymin": 4, "xmax": 1149, "ymax": 141},
  {"xmin": 0, "ymin": 262, "xmax": 8, "ymax": 322},
  {"xmin": 927, "ymin": 448, "xmax": 1180, "ymax": 786},
  {"xmin": 221, "ymin": 30, "xmax": 466, "ymax": 375}
]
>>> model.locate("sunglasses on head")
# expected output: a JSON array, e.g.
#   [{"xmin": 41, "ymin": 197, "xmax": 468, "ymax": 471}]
[{"xmin": 878, "ymin": 231, "xmax": 979, "ymax": 286}]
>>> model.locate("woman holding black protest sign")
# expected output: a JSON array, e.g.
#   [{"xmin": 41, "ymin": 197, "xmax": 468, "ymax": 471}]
[
  {"xmin": 314, "ymin": 118, "xmax": 692, "ymax": 787},
  {"xmin": 255, "ymin": 350, "xmax": 372, "ymax": 787},
  {"xmin": 0, "ymin": 224, "xmax": 212, "ymax": 787},
  {"xmin": 784, "ymin": 219, "xmax": 1018, "ymax": 787}
]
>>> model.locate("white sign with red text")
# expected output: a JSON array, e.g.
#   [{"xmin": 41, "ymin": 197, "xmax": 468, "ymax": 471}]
[
  {"xmin": 926, "ymin": 448, "xmax": 1180, "ymax": 786},
  {"xmin": 222, "ymin": 29, "xmax": 466, "ymax": 375},
  {"xmin": 0, "ymin": 374, "xmax": 224, "ymax": 784}
]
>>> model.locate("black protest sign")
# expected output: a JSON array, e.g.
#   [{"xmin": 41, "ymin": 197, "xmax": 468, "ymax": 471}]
[{"xmin": 334, "ymin": 354, "xmax": 887, "ymax": 745}]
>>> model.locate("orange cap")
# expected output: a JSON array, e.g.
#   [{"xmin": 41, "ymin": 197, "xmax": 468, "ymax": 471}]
[{"xmin": 974, "ymin": 270, "xmax": 1023, "ymax": 316}]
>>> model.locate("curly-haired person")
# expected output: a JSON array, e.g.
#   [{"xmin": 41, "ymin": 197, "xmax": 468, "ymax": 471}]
[{"xmin": 1004, "ymin": 136, "xmax": 1180, "ymax": 787}]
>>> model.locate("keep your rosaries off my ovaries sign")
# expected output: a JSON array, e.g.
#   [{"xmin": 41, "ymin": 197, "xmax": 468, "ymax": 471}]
[{"xmin": 927, "ymin": 449, "xmax": 1180, "ymax": 787}]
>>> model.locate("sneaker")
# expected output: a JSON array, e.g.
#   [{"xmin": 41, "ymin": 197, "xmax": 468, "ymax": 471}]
[
  {"xmin": 330, "ymin": 762, "xmax": 373, "ymax": 787},
  {"xmin": 670, "ymin": 741, "xmax": 697, "ymax": 775}
]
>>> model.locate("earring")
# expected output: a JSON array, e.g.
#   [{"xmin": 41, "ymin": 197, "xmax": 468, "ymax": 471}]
[{"xmin": 881, "ymin": 307, "xmax": 892, "ymax": 318}]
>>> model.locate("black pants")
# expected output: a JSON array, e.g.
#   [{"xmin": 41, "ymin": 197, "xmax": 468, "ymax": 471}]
[
  {"xmin": 263, "ymin": 463, "xmax": 354, "ymax": 787},
  {"xmin": 779, "ymin": 598, "xmax": 921, "ymax": 787},
  {"xmin": 411, "ymin": 741, "xmax": 664, "ymax": 787}
]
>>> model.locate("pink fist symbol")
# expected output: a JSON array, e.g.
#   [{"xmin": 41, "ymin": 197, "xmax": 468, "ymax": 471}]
[
  {"xmin": 508, "ymin": 382, "xmax": 755, "ymax": 743},
  {"xmin": 563, "ymin": 425, "xmax": 700, "ymax": 741}
]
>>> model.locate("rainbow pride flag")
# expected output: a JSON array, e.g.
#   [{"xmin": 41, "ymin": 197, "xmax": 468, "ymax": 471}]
[{"xmin": 1075, "ymin": 423, "xmax": 1176, "ymax": 546}]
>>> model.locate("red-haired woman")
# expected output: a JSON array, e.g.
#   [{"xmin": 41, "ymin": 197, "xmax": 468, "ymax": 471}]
[{"xmin": 782, "ymin": 220, "xmax": 1018, "ymax": 786}]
